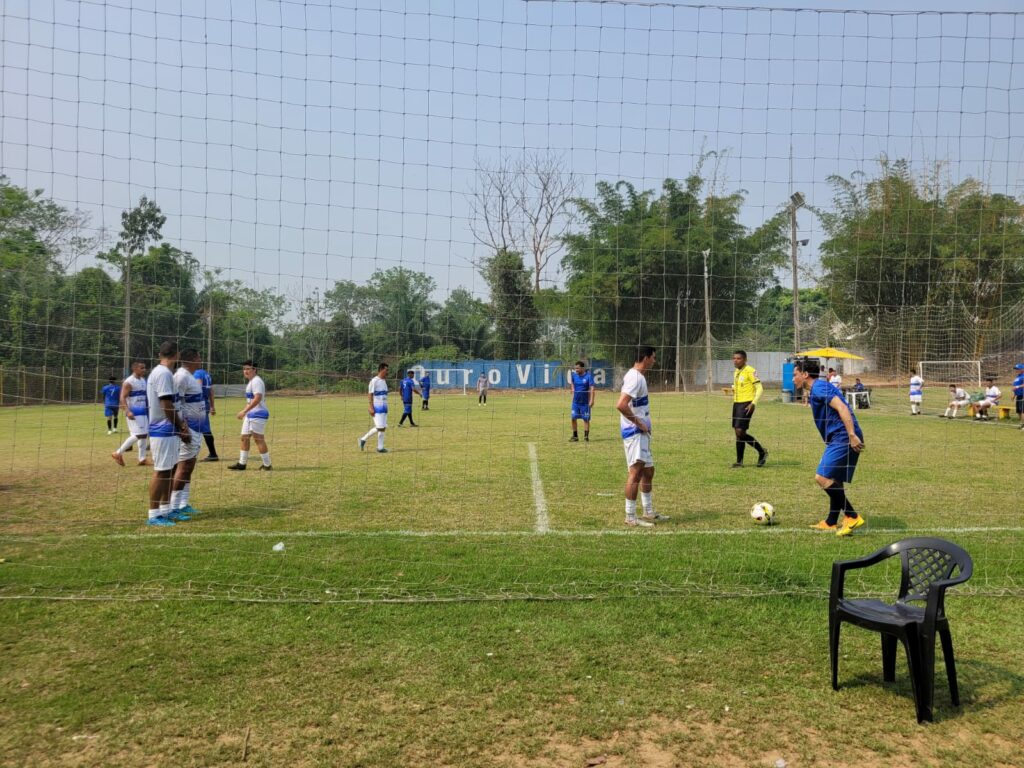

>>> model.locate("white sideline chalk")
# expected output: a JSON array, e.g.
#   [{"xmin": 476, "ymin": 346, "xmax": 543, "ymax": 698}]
[{"xmin": 528, "ymin": 442, "xmax": 550, "ymax": 534}]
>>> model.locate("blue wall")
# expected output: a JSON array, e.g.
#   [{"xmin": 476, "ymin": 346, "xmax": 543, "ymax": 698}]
[{"xmin": 413, "ymin": 360, "xmax": 613, "ymax": 389}]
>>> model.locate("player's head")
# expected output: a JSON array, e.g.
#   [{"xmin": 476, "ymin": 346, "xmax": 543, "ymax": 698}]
[
  {"xmin": 130, "ymin": 360, "xmax": 147, "ymax": 376},
  {"xmin": 574, "ymin": 360, "xmax": 586, "ymax": 374},
  {"xmin": 949, "ymin": 384, "xmax": 957, "ymax": 390},
  {"xmin": 985, "ymin": 377, "xmax": 994, "ymax": 385},
  {"xmin": 828, "ymin": 367, "xmax": 836, "ymax": 375},
  {"xmin": 377, "ymin": 362, "xmax": 388, "ymax": 377},
  {"xmin": 1015, "ymin": 363, "xmax": 1024, "ymax": 371},
  {"xmin": 242, "ymin": 360, "xmax": 257, "ymax": 380},
  {"xmin": 180, "ymin": 348, "xmax": 201, "ymax": 370},
  {"xmin": 732, "ymin": 350, "xmax": 747, "ymax": 369},
  {"xmin": 107, "ymin": 376, "xmax": 116, "ymax": 384},
  {"xmin": 793, "ymin": 359, "xmax": 820, "ymax": 390},
  {"xmin": 635, "ymin": 346, "xmax": 656, "ymax": 371},
  {"xmin": 855, "ymin": 377, "xmax": 862, "ymax": 383},
  {"xmin": 158, "ymin": 340, "xmax": 179, "ymax": 364},
  {"xmin": 406, "ymin": 370, "xmax": 415, "ymax": 379}
]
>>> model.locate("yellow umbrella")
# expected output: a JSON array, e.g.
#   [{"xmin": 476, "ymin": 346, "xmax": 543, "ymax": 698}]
[{"xmin": 798, "ymin": 347, "xmax": 865, "ymax": 361}]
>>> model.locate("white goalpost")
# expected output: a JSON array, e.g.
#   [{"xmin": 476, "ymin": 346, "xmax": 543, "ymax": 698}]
[{"xmin": 918, "ymin": 361, "xmax": 983, "ymax": 389}]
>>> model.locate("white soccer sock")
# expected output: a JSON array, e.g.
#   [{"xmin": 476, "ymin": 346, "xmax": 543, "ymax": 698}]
[
  {"xmin": 377, "ymin": 432, "xmax": 385, "ymax": 450},
  {"xmin": 261, "ymin": 452, "xmax": 271, "ymax": 467},
  {"xmin": 625, "ymin": 498, "xmax": 638, "ymax": 518},
  {"xmin": 182, "ymin": 483, "xmax": 191, "ymax": 506},
  {"xmin": 117, "ymin": 435, "xmax": 138, "ymax": 454},
  {"xmin": 170, "ymin": 490, "xmax": 183, "ymax": 510},
  {"xmin": 148, "ymin": 508, "xmax": 162, "ymax": 521},
  {"xmin": 640, "ymin": 491, "xmax": 654, "ymax": 515},
  {"xmin": 944, "ymin": 407, "xmax": 951, "ymax": 417},
  {"xmin": 361, "ymin": 428, "xmax": 378, "ymax": 442},
  {"xmin": 951, "ymin": 407, "xmax": 959, "ymax": 417},
  {"xmin": 137, "ymin": 438, "xmax": 148, "ymax": 461},
  {"xmin": 239, "ymin": 450, "xmax": 249, "ymax": 465},
  {"xmin": 159, "ymin": 502, "xmax": 170, "ymax": 514}
]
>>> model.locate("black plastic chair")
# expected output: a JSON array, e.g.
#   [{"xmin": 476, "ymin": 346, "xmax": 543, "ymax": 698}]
[{"xmin": 829, "ymin": 538, "xmax": 973, "ymax": 722}]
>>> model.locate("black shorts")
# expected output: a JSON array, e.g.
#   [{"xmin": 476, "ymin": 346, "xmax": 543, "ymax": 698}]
[
  {"xmin": 1016, "ymin": 398, "xmax": 1024, "ymax": 415},
  {"xmin": 732, "ymin": 401, "xmax": 755, "ymax": 429}
]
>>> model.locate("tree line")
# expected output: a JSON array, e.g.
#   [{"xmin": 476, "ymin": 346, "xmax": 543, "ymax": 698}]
[{"xmin": 2, "ymin": 156, "xmax": 1022, "ymax": 385}]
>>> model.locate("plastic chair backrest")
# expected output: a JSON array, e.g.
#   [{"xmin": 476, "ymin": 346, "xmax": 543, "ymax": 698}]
[{"xmin": 893, "ymin": 538, "xmax": 972, "ymax": 604}]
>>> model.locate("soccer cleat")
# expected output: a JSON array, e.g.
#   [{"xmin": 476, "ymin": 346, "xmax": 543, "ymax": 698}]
[
  {"xmin": 730, "ymin": 462, "xmax": 743, "ymax": 468},
  {"xmin": 584, "ymin": 436, "xmax": 589, "ymax": 442},
  {"xmin": 258, "ymin": 464, "xmax": 272, "ymax": 471},
  {"xmin": 201, "ymin": 455, "xmax": 219, "ymax": 462},
  {"xmin": 228, "ymin": 462, "xmax": 247, "ymax": 471},
  {"xmin": 167, "ymin": 509, "xmax": 191, "ymax": 522},
  {"xmin": 757, "ymin": 450, "xmax": 769, "ymax": 467},
  {"xmin": 569, "ymin": 435, "xmax": 579, "ymax": 442},
  {"xmin": 111, "ymin": 451, "xmax": 125, "ymax": 467},
  {"xmin": 137, "ymin": 459, "xmax": 152, "ymax": 467},
  {"xmin": 836, "ymin": 515, "xmax": 866, "ymax": 537},
  {"xmin": 179, "ymin": 504, "xmax": 200, "ymax": 516},
  {"xmin": 624, "ymin": 517, "xmax": 655, "ymax": 528},
  {"xmin": 146, "ymin": 516, "xmax": 175, "ymax": 527},
  {"xmin": 810, "ymin": 520, "xmax": 837, "ymax": 531},
  {"xmin": 377, "ymin": 448, "xmax": 389, "ymax": 453},
  {"xmin": 641, "ymin": 512, "xmax": 671, "ymax": 522},
  {"xmin": 358, "ymin": 438, "xmax": 366, "ymax": 451}
]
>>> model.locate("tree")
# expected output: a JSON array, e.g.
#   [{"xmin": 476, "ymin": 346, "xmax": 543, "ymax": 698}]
[
  {"xmin": 434, "ymin": 287, "xmax": 494, "ymax": 358},
  {"xmin": 469, "ymin": 151, "xmax": 580, "ymax": 292},
  {"xmin": 359, "ymin": 268, "xmax": 438, "ymax": 358},
  {"xmin": 481, "ymin": 250, "xmax": 540, "ymax": 359}
]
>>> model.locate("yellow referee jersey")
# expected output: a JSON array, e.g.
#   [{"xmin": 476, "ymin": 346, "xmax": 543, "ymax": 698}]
[{"xmin": 733, "ymin": 364, "xmax": 763, "ymax": 404}]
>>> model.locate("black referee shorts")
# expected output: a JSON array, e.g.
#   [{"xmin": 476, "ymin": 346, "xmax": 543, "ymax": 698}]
[
  {"xmin": 1016, "ymin": 398, "xmax": 1024, "ymax": 415},
  {"xmin": 732, "ymin": 401, "xmax": 755, "ymax": 429}
]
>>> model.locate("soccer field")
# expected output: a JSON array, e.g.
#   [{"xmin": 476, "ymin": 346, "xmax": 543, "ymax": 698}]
[{"xmin": 2, "ymin": 389, "xmax": 1023, "ymax": 766}]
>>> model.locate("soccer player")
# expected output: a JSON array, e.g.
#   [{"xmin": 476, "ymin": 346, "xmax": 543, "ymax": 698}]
[
  {"xmin": 111, "ymin": 361, "xmax": 150, "ymax": 466},
  {"xmin": 973, "ymin": 378, "xmax": 1001, "ymax": 421},
  {"xmin": 477, "ymin": 372, "xmax": 488, "ymax": 405},
  {"xmin": 193, "ymin": 363, "xmax": 219, "ymax": 461},
  {"xmin": 1012, "ymin": 364, "xmax": 1024, "ymax": 430},
  {"xmin": 419, "ymin": 371, "xmax": 431, "ymax": 410},
  {"xmin": 228, "ymin": 360, "xmax": 272, "ymax": 470},
  {"xmin": 359, "ymin": 363, "xmax": 389, "ymax": 453},
  {"xmin": 616, "ymin": 346, "xmax": 669, "ymax": 527},
  {"xmin": 101, "ymin": 376, "xmax": 120, "ymax": 434},
  {"xmin": 145, "ymin": 341, "xmax": 189, "ymax": 527},
  {"xmin": 170, "ymin": 349, "xmax": 206, "ymax": 519},
  {"xmin": 398, "ymin": 370, "xmax": 421, "ymax": 427},
  {"xmin": 731, "ymin": 350, "xmax": 767, "ymax": 467},
  {"xmin": 943, "ymin": 384, "xmax": 970, "ymax": 419},
  {"xmin": 909, "ymin": 371, "xmax": 924, "ymax": 415},
  {"xmin": 792, "ymin": 359, "xmax": 865, "ymax": 537},
  {"xmin": 568, "ymin": 361, "xmax": 595, "ymax": 442},
  {"xmin": 827, "ymin": 367, "xmax": 842, "ymax": 387}
]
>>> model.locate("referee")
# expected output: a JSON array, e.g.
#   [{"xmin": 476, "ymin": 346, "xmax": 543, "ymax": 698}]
[{"xmin": 731, "ymin": 350, "xmax": 768, "ymax": 467}]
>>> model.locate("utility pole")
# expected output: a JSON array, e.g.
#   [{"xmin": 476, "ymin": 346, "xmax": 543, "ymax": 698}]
[
  {"xmin": 702, "ymin": 249, "xmax": 713, "ymax": 395},
  {"xmin": 206, "ymin": 300, "xmax": 214, "ymax": 372},
  {"xmin": 122, "ymin": 253, "xmax": 132, "ymax": 376},
  {"xmin": 789, "ymin": 192, "xmax": 805, "ymax": 354},
  {"xmin": 674, "ymin": 289, "xmax": 682, "ymax": 392}
]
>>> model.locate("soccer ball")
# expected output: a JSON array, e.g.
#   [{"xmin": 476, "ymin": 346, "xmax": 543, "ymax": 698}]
[{"xmin": 750, "ymin": 502, "xmax": 775, "ymax": 525}]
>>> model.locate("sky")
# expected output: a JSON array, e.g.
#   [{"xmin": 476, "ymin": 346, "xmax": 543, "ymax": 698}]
[{"xmin": 1, "ymin": 0, "xmax": 1022, "ymax": 304}]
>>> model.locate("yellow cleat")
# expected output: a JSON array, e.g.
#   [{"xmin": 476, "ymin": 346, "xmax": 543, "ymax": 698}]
[
  {"xmin": 810, "ymin": 520, "xmax": 837, "ymax": 531},
  {"xmin": 836, "ymin": 515, "xmax": 866, "ymax": 537}
]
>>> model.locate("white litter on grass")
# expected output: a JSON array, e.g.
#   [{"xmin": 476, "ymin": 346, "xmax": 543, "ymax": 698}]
[
  {"xmin": 272, "ymin": 542, "xmax": 285, "ymax": 552},
  {"xmin": 775, "ymin": 760, "xmax": 788, "ymax": 768},
  {"xmin": 595, "ymin": 492, "xmax": 614, "ymax": 497}
]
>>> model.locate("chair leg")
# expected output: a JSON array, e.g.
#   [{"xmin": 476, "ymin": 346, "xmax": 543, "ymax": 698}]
[
  {"xmin": 829, "ymin": 616, "xmax": 841, "ymax": 691},
  {"xmin": 881, "ymin": 634, "xmax": 897, "ymax": 682},
  {"xmin": 901, "ymin": 633, "xmax": 931, "ymax": 723},
  {"xmin": 939, "ymin": 626, "xmax": 960, "ymax": 707},
  {"xmin": 919, "ymin": 631, "xmax": 937, "ymax": 720}
]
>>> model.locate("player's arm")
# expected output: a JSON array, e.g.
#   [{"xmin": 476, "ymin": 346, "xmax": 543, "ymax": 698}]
[
  {"xmin": 828, "ymin": 395, "xmax": 863, "ymax": 451},
  {"xmin": 207, "ymin": 383, "xmax": 216, "ymax": 415},
  {"xmin": 119, "ymin": 380, "xmax": 135, "ymax": 420},
  {"xmin": 237, "ymin": 387, "xmax": 262, "ymax": 419},
  {"xmin": 588, "ymin": 382, "xmax": 595, "ymax": 408},
  {"xmin": 616, "ymin": 391, "xmax": 648, "ymax": 433},
  {"xmin": 746, "ymin": 374, "xmax": 763, "ymax": 413},
  {"xmin": 367, "ymin": 388, "xmax": 375, "ymax": 416}
]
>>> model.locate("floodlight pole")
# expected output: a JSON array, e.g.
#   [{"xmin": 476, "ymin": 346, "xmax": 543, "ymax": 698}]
[
  {"xmin": 702, "ymin": 249, "xmax": 713, "ymax": 395},
  {"xmin": 789, "ymin": 192, "xmax": 805, "ymax": 354}
]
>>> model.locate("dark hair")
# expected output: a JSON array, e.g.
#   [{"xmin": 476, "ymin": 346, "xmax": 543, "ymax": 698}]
[
  {"xmin": 575, "ymin": 360, "xmax": 586, "ymax": 368},
  {"xmin": 108, "ymin": 376, "xmax": 117, "ymax": 383},
  {"xmin": 949, "ymin": 383, "xmax": 956, "ymax": 388},
  {"xmin": 795, "ymin": 359, "xmax": 821, "ymax": 377},
  {"xmin": 158, "ymin": 340, "xmax": 179, "ymax": 358},
  {"xmin": 131, "ymin": 359, "xmax": 146, "ymax": 368},
  {"xmin": 733, "ymin": 350, "xmax": 747, "ymax": 359},
  {"xmin": 180, "ymin": 348, "xmax": 200, "ymax": 362},
  {"xmin": 242, "ymin": 359, "xmax": 256, "ymax": 368},
  {"xmin": 406, "ymin": 370, "xmax": 414, "ymax": 376},
  {"xmin": 985, "ymin": 377, "xmax": 994, "ymax": 383},
  {"xmin": 636, "ymin": 346, "xmax": 656, "ymax": 363},
  {"xmin": 378, "ymin": 362, "xmax": 388, "ymax": 372},
  {"xmin": 828, "ymin": 367, "xmax": 835, "ymax": 373}
]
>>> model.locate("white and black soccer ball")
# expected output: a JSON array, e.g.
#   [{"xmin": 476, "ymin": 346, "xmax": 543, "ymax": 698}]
[{"xmin": 750, "ymin": 502, "xmax": 775, "ymax": 525}]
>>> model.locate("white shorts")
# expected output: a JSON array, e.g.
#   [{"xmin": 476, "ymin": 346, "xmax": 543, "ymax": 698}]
[
  {"xmin": 241, "ymin": 416, "xmax": 267, "ymax": 436},
  {"xmin": 978, "ymin": 398, "xmax": 997, "ymax": 409},
  {"xmin": 952, "ymin": 398, "xmax": 970, "ymax": 407},
  {"xmin": 178, "ymin": 428, "xmax": 201, "ymax": 461},
  {"xmin": 128, "ymin": 414, "xmax": 149, "ymax": 437},
  {"xmin": 373, "ymin": 412, "xmax": 388, "ymax": 430},
  {"xmin": 150, "ymin": 435, "xmax": 181, "ymax": 472},
  {"xmin": 623, "ymin": 433, "xmax": 654, "ymax": 468},
  {"xmin": 909, "ymin": 395, "xmax": 922, "ymax": 404}
]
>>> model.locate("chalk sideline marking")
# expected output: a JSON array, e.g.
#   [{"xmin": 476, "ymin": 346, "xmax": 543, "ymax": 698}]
[{"xmin": 527, "ymin": 442, "xmax": 550, "ymax": 533}]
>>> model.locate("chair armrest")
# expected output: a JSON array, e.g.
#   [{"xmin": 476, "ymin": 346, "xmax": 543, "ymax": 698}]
[
  {"xmin": 830, "ymin": 545, "xmax": 899, "ymax": 604},
  {"xmin": 923, "ymin": 573, "xmax": 972, "ymax": 627}
]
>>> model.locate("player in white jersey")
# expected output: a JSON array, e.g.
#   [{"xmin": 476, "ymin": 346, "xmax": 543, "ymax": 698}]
[
  {"xmin": 145, "ymin": 341, "xmax": 190, "ymax": 526},
  {"xmin": 111, "ymin": 360, "xmax": 150, "ymax": 466},
  {"xmin": 169, "ymin": 348, "xmax": 206, "ymax": 519},
  {"xmin": 229, "ymin": 360, "xmax": 272, "ymax": 470},
  {"xmin": 943, "ymin": 384, "xmax": 970, "ymax": 419},
  {"xmin": 359, "ymin": 363, "xmax": 390, "ymax": 453},
  {"xmin": 909, "ymin": 372, "xmax": 924, "ymax": 415},
  {"xmin": 974, "ymin": 378, "xmax": 1001, "ymax": 421},
  {"xmin": 615, "ymin": 346, "xmax": 669, "ymax": 528}
]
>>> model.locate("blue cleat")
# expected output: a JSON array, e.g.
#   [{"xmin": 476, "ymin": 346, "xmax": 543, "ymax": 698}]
[
  {"xmin": 377, "ymin": 447, "xmax": 388, "ymax": 453},
  {"xmin": 167, "ymin": 509, "xmax": 191, "ymax": 522},
  {"xmin": 147, "ymin": 516, "xmax": 175, "ymax": 527},
  {"xmin": 358, "ymin": 438, "xmax": 366, "ymax": 451},
  {"xmin": 180, "ymin": 504, "xmax": 200, "ymax": 516}
]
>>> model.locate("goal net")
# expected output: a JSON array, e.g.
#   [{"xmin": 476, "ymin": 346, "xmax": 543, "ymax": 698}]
[{"xmin": 1, "ymin": 1, "xmax": 1022, "ymax": 605}]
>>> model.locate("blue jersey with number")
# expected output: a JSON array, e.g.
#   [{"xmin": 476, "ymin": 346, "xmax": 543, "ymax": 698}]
[
  {"xmin": 194, "ymin": 368, "xmax": 213, "ymax": 411},
  {"xmin": 102, "ymin": 383, "xmax": 120, "ymax": 407},
  {"xmin": 1013, "ymin": 373, "xmax": 1024, "ymax": 400},
  {"xmin": 419, "ymin": 375, "xmax": 431, "ymax": 395},
  {"xmin": 809, "ymin": 378, "xmax": 862, "ymax": 443},
  {"xmin": 571, "ymin": 371, "xmax": 595, "ymax": 405},
  {"xmin": 400, "ymin": 377, "xmax": 416, "ymax": 403}
]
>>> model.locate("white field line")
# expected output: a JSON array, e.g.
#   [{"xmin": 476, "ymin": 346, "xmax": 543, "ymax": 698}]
[
  {"xmin": 527, "ymin": 442, "xmax": 550, "ymax": 533},
  {"xmin": 6, "ymin": 526, "xmax": 1024, "ymax": 542}
]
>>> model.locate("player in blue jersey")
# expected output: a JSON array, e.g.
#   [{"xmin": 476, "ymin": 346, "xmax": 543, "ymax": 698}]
[
  {"xmin": 419, "ymin": 372, "xmax": 431, "ymax": 410},
  {"xmin": 568, "ymin": 361, "xmax": 595, "ymax": 442},
  {"xmin": 101, "ymin": 376, "xmax": 120, "ymax": 434},
  {"xmin": 1012, "ymin": 363, "xmax": 1024, "ymax": 430},
  {"xmin": 193, "ymin": 365, "xmax": 219, "ymax": 460},
  {"xmin": 398, "ymin": 370, "xmax": 421, "ymax": 426},
  {"xmin": 793, "ymin": 359, "xmax": 866, "ymax": 537}
]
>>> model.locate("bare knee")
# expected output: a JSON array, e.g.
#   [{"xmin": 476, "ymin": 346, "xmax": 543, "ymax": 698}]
[{"xmin": 815, "ymin": 474, "xmax": 834, "ymax": 489}]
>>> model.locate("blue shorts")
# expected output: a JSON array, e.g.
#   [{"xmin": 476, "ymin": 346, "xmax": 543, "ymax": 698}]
[
  {"xmin": 198, "ymin": 415, "xmax": 212, "ymax": 434},
  {"xmin": 571, "ymin": 403, "xmax": 591, "ymax": 421},
  {"xmin": 422, "ymin": 391, "xmax": 430, "ymax": 401},
  {"xmin": 817, "ymin": 439, "xmax": 861, "ymax": 484},
  {"xmin": 403, "ymin": 401, "xmax": 413, "ymax": 414},
  {"xmin": 104, "ymin": 405, "xmax": 118, "ymax": 417}
]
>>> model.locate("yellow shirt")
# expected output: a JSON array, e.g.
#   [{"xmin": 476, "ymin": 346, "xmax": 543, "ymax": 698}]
[{"xmin": 733, "ymin": 364, "xmax": 763, "ymax": 404}]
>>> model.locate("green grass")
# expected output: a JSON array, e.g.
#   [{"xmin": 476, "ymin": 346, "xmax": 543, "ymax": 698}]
[{"xmin": 1, "ymin": 389, "xmax": 1022, "ymax": 766}]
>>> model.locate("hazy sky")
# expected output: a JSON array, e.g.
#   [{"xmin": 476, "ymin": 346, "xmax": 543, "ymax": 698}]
[{"xmin": 1, "ymin": 0, "xmax": 1022, "ymax": 303}]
